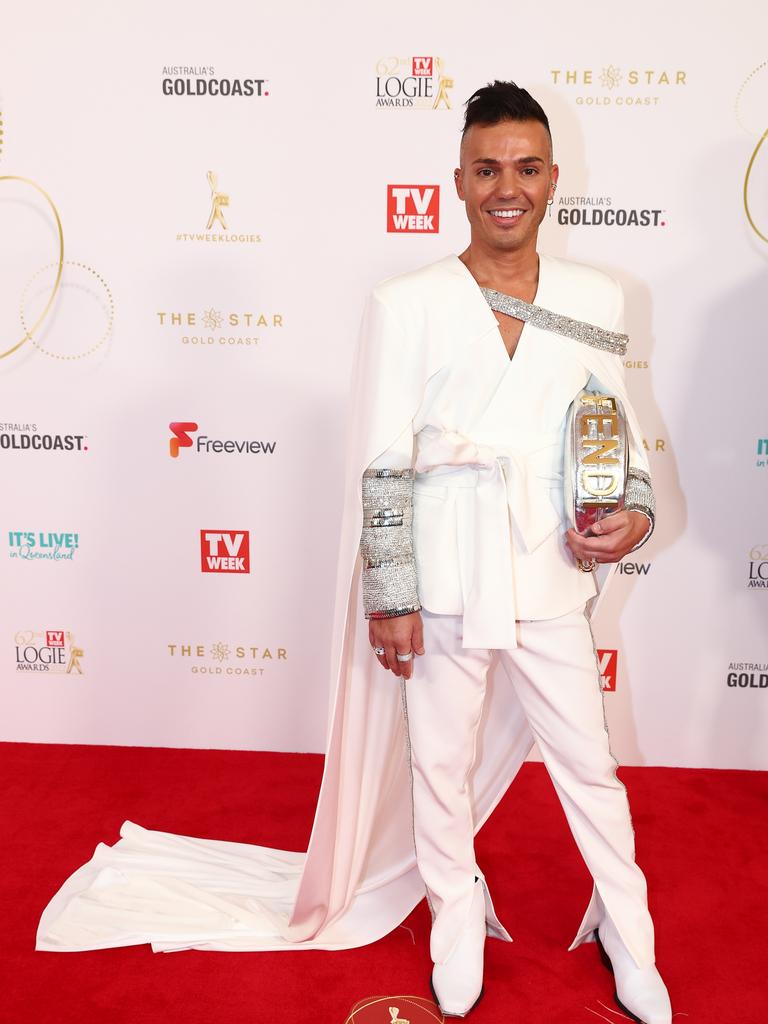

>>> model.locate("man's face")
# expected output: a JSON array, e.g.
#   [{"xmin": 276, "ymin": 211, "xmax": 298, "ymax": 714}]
[{"xmin": 454, "ymin": 119, "xmax": 558, "ymax": 254}]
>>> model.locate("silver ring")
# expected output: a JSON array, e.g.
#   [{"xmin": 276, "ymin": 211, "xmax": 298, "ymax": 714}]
[
  {"xmin": 395, "ymin": 651, "xmax": 414, "ymax": 662},
  {"xmin": 373, "ymin": 646, "xmax": 386, "ymax": 656}
]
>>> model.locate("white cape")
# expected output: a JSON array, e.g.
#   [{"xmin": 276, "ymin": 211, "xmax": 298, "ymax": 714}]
[{"xmin": 36, "ymin": 253, "xmax": 646, "ymax": 953}]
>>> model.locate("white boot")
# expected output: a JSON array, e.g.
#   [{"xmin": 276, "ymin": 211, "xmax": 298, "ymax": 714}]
[
  {"xmin": 595, "ymin": 914, "xmax": 672, "ymax": 1024},
  {"xmin": 429, "ymin": 877, "xmax": 486, "ymax": 1017}
]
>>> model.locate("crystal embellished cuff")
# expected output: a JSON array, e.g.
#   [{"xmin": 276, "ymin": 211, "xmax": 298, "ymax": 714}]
[
  {"xmin": 625, "ymin": 467, "xmax": 655, "ymax": 552},
  {"xmin": 360, "ymin": 468, "xmax": 422, "ymax": 619}
]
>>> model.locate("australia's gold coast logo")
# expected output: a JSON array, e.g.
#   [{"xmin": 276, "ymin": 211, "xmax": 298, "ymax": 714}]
[
  {"xmin": 161, "ymin": 66, "xmax": 269, "ymax": 98},
  {"xmin": 549, "ymin": 67, "xmax": 687, "ymax": 108},
  {"xmin": 375, "ymin": 57, "xmax": 453, "ymax": 109},
  {"xmin": 0, "ymin": 176, "xmax": 113, "ymax": 363},
  {"xmin": 176, "ymin": 170, "xmax": 262, "ymax": 244},
  {"xmin": 737, "ymin": 61, "xmax": 768, "ymax": 245}
]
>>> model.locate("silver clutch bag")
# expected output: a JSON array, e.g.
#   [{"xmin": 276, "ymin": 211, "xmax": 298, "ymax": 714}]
[{"xmin": 564, "ymin": 389, "xmax": 629, "ymax": 568}]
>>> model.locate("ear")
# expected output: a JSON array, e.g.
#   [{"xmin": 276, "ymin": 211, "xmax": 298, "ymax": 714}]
[
  {"xmin": 550, "ymin": 163, "xmax": 559, "ymax": 196},
  {"xmin": 453, "ymin": 167, "xmax": 464, "ymax": 200}
]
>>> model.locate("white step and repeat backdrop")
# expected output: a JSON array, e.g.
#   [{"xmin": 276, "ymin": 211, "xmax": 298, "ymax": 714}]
[{"xmin": 1, "ymin": 1, "xmax": 766, "ymax": 769}]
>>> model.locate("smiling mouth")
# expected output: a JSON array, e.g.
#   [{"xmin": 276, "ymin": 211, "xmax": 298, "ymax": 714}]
[{"xmin": 487, "ymin": 208, "xmax": 525, "ymax": 224}]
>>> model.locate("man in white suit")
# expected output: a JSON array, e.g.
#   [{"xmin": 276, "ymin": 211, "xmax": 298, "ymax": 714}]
[
  {"xmin": 361, "ymin": 80, "xmax": 671, "ymax": 1023},
  {"xmin": 33, "ymin": 79, "xmax": 671, "ymax": 1024}
]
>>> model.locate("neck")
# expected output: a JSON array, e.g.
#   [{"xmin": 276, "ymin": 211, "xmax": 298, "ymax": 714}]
[{"xmin": 457, "ymin": 240, "xmax": 540, "ymax": 295}]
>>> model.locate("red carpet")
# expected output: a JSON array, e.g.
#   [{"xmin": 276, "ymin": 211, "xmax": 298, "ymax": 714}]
[{"xmin": 1, "ymin": 741, "xmax": 765, "ymax": 1023}]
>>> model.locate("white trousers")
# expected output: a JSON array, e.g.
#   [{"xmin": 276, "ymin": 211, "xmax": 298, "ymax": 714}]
[{"xmin": 400, "ymin": 604, "xmax": 656, "ymax": 970}]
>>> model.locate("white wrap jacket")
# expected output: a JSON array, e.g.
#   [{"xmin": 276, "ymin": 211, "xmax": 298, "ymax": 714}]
[{"xmin": 35, "ymin": 251, "xmax": 652, "ymax": 960}]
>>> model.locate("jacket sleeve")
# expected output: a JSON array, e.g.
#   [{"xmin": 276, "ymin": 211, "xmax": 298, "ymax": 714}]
[
  {"xmin": 587, "ymin": 277, "xmax": 656, "ymax": 552},
  {"xmin": 357, "ymin": 297, "xmax": 421, "ymax": 620}
]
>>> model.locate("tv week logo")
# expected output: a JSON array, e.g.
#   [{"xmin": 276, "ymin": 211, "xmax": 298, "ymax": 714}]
[
  {"xmin": 412, "ymin": 57, "xmax": 433, "ymax": 76},
  {"xmin": 387, "ymin": 185, "xmax": 440, "ymax": 233},
  {"xmin": 200, "ymin": 530, "xmax": 250, "ymax": 573},
  {"xmin": 597, "ymin": 648, "xmax": 617, "ymax": 691}
]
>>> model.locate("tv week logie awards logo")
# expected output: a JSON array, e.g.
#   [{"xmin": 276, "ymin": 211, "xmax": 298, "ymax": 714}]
[{"xmin": 14, "ymin": 629, "xmax": 84, "ymax": 674}]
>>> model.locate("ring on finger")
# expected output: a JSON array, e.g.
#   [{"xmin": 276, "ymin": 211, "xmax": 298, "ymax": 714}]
[
  {"xmin": 395, "ymin": 651, "xmax": 414, "ymax": 662},
  {"xmin": 373, "ymin": 645, "xmax": 386, "ymax": 656}
]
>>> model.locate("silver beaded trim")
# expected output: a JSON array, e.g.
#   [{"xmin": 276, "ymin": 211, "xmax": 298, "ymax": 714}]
[
  {"xmin": 360, "ymin": 469, "xmax": 422, "ymax": 618},
  {"xmin": 625, "ymin": 466, "xmax": 655, "ymax": 551},
  {"xmin": 480, "ymin": 288, "xmax": 629, "ymax": 356}
]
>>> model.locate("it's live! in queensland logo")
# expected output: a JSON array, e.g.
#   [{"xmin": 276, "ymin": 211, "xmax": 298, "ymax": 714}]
[
  {"xmin": 169, "ymin": 422, "xmax": 277, "ymax": 457},
  {"xmin": 387, "ymin": 185, "xmax": 440, "ymax": 232},
  {"xmin": 200, "ymin": 530, "xmax": 250, "ymax": 573},
  {"xmin": 9, "ymin": 531, "xmax": 79, "ymax": 561}
]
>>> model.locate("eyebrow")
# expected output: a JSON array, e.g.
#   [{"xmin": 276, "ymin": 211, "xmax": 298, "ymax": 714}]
[{"xmin": 471, "ymin": 156, "xmax": 545, "ymax": 166}]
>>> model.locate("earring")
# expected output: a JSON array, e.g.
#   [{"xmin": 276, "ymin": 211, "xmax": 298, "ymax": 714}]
[{"xmin": 547, "ymin": 196, "xmax": 554, "ymax": 217}]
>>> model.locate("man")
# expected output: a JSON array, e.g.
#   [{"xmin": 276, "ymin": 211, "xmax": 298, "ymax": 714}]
[
  {"xmin": 35, "ymin": 79, "xmax": 669, "ymax": 1024},
  {"xmin": 359, "ymin": 81, "xmax": 669, "ymax": 1022}
]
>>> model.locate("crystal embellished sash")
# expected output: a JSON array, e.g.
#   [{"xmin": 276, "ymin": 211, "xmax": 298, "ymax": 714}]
[{"xmin": 480, "ymin": 287, "xmax": 628, "ymax": 356}]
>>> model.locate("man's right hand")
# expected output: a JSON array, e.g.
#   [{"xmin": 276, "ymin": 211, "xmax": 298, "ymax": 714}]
[{"xmin": 369, "ymin": 611, "xmax": 425, "ymax": 679}]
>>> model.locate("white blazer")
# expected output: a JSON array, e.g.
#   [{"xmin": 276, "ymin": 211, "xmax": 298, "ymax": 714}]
[{"xmin": 366, "ymin": 252, "xmax": 650, "ymax": 648}]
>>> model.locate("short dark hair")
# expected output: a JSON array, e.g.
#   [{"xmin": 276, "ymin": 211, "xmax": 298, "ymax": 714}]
[{"xmin": 461, "ymin": 80, "xmax": 552, "ymax": 155}]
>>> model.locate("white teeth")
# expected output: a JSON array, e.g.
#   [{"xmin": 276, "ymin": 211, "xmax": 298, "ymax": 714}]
[{"xmin": 489, "ymin": 209, "xmax": 523, "ymax": 218}]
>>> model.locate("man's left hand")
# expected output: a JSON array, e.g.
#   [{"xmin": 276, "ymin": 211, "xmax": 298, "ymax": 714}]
[{"xmin": 565, "ymin": 510, "xmax": 649, "ymax": 565}]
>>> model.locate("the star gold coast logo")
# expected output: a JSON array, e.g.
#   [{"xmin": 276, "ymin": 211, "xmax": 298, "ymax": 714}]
[
  {"xmin": 167, "ymin": 640, "xmax": 287, "ymax": 676},
  {"xmin": 15, "ymin": 629, "xmax": 84, "ymax": 674},
  {"xmin": 736, "ymin": 62, "xmax": 768, "ymax": 244},
  {"xmin": 375, "ymin": 56, "xmax": 453, "ymax": 109},
  {"xmin": 176, "ymin": 170, "xmax": 262, "ymax": 244},
  {"xmin": 549, "ymin": 66, "xmax": 687, "ymax": 107},
  {"xmin": 642, "ymin": 437, "xmax": 666, "ymax": 452},
  {"xmin": 155, "ymin": 306, "xmax": 284, "ymax": 349},
  {"xmin": 0, "ymin": 176, "xmax": 114, "ymax": 363}
]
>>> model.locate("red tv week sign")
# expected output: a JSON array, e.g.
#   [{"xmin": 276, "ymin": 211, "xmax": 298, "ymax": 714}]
[
  {"xmin": 597, "ymin": 648, "xmax": 617, "ymax": 691},
  {"xmin": 200, "ymin": 530, "xmax": 250, "ymax": 574},
  {"xmin": 387, "ymin": 185, "xmax": 439, "ymax": 233}
]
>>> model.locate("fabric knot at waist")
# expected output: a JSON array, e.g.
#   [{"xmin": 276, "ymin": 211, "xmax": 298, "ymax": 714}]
[{"xmin": 413, "ymin": 425, "xmax": 563, "ymax": 649}]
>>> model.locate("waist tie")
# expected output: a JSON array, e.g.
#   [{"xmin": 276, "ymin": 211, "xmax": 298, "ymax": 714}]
[{"xmin": 413, "ymin": 426, "xmax": 563, "ymax": 650}]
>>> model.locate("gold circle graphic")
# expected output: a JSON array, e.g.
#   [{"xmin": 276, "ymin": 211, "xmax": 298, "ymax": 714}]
[
  {"xmin": 344, "ymin": 994, "xmax": 444, "ymax": 1024},
  {"xmin": 0, "ymin": 175, "xmax": 64, "ymax": 359},
  {"xmin": 736, "ymin": 62, "xmax": 768, "ymax": 245},
  {"xmin": 743, "ymin": 128, "xmax": 768, "ymax": 244},
  {"xmin": 20, "ymin": 259, "xmax": 114, "ymax": 360}
]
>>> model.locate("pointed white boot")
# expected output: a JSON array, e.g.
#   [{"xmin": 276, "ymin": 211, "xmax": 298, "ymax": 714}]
[
  {"xmin": 595, "ymin": 914, "xmax": 672, "ymax": 1024},
  {"xmin": 429, "ymin": 877, "xmax": 487, "ymax": 1017}
]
